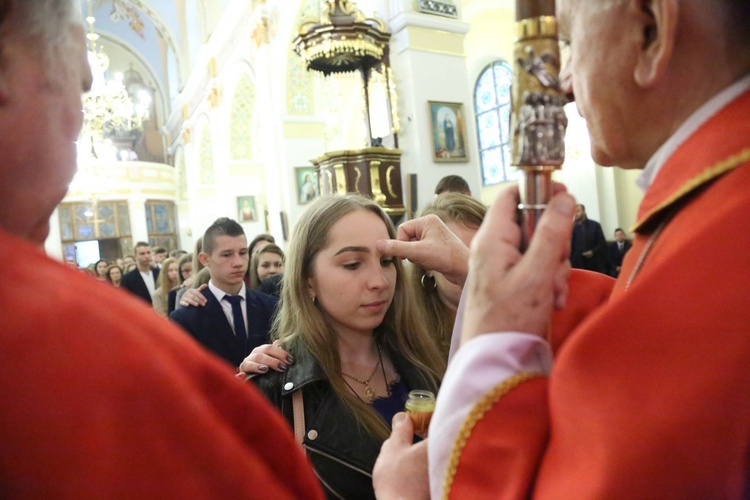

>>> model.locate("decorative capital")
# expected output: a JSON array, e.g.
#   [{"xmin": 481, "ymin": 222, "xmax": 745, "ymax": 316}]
[
  {"xmin": 207, "ymin": 84, "xmax": 223, "ymax": 108},
  {"xmin": 181, "ymin": 127, "xmax": 192, "ymax": 144},
  {"xmin": 417, "ymin": 0, "xmax": 458, "ymax": 19},
  {"xmin": 251, "ymin": 17, "xmax": 270, "ymax": 47}
]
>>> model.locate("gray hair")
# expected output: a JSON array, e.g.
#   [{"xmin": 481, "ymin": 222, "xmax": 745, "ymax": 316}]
[{"xmin": 0, "ymin": 0, "xmax": 81, "ymax": 47}]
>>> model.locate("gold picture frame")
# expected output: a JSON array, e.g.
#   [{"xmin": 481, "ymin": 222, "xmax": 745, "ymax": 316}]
[
  {"xmin": 295, "ymin": 167, "xmax": 320, "ymax": 205},
  {"xmin": 237, "ymin": 196, "xmax": 258, "ymax": 222},
  {"xmin": 428, "ymin": 101, "xmax": 469, "ymax": 163}
]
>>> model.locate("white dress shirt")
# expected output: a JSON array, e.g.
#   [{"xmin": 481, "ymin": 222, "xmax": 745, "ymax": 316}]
[
  {"xmin": 208, "ymin": 280, "xmax": 248, "ymax": 337},
  {"xmin": 139, "ymin": 270, "xmax": 156, "ymax": 299}
]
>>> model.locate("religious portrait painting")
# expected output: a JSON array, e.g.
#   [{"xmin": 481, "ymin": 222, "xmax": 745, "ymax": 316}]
[
  {"xmin": 295, "ymin": 167, "xmax": 320, "ymax": 205},
  {"xmin": 428, "ymin": 101, "xmax": 469, "ymax": 163},
  {"xmin": 237, "ymin": 196, "xmax": 257, "ymax": 222}
]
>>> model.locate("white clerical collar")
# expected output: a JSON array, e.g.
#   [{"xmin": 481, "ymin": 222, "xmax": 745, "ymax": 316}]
[
  {"xmin": 208, "ymin": 280, "xmax": 247, "ymax": 302},
  {"xmin": 637, "ymin": 73, "xmax": 750, "ymax": 192}
]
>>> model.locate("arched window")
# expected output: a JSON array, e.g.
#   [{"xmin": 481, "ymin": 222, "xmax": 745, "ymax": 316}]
[{"xmin": 474, "ymin": 61, "xmax": 515, "ymax": 185}]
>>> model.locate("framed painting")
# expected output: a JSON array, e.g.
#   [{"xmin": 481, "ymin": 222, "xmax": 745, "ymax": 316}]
[
  {"xmin": 237, "ymin": 196, "xmax": 258, "ymax": 222},
  {"xmin": 295, "ymin": 166, "xmax": 320, "ymax": 205},
  {"xmin": 428, "ymin": 101, "xmax": 469, "ymax": 162}
]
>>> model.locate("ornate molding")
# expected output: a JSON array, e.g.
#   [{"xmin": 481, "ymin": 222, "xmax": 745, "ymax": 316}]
[{"xmin": 417, "ymin": 0, "xmax": 458, "ymax": 19}]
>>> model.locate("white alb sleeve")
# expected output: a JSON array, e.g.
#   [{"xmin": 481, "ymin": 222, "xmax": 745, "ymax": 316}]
[{"xmin": 428, "ymin": 332, "xmax": 553, "ymax": 499}]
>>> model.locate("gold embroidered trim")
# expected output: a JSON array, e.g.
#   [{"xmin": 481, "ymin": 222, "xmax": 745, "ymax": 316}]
[
  {"xmin": 442, "ymin": 371, "xmax": 546, "ymax": 500},
  {"xmin": 631, "ymin": 147, "xmax": 750, "ymax": 233}
]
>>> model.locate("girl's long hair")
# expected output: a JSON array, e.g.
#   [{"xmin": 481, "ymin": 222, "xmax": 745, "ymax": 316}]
[
  {"xmin": 274, "ymin": 194, "xmax": 445, "ymax": 441},
  {"xmin": 156, "ymin": 258, "xmax": 178, "ymax": 300},
  {"xmin": 407, "ymin": 193, "xmax": 486, "ymax": 358},
  {"xmin": 249, "ymin": 244, "xmax": 284, "ymax": 288}
]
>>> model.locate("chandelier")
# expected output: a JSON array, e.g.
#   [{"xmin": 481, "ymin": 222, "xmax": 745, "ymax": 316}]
[
  {"xmin": 81, "ymin": 0, "xmax": 150, "ymax": 159},
  {"xmin": 293, "ymin": 0, "xmax": 390, "ymax": 76}
]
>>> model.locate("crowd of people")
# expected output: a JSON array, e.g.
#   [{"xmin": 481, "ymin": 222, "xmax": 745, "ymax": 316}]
[
  {"xmin": 69, "ymin": 236, "xmax": 286, "ymax": 319},
  {"xmin": 569, "ymin": 204, "xmax": 633, "ymax": 277},
  {"xmin": 2, "ymin": 0, "xmax": 748, "ymax": 497}
]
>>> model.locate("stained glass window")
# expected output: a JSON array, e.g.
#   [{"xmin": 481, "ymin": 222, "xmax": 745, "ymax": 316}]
[
  {"xmin": 199, "ymin": 127, "xmax": 215, "ymax": 185},
  {"xmin": 145, "ymin": 200, "xmax": 178, "ymax": 252},
  {"xmin": 230, "ymin": 74, "xmax": 255, "ymax": 160},
  {"xmin": 474, "ymin": 61, "xmax": 515, "ymax": 185},
  {"xmin": 286, "ymin": 0, "xmax": 318, "ymax": 116},
  {"xmin": 60, "ymin": 201, "xmax": 130, "ymax": 242}
]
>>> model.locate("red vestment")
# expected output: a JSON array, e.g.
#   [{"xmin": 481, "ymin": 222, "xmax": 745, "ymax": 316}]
[
  {"xmin": 445, "ymin": 90, "xmax": 750, "ymax": 498},
  {"xmin": 0, "ymin": 229, "xmax": 323, "ymax": 498}
]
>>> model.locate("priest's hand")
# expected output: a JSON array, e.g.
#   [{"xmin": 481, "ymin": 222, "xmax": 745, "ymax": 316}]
[
  {"xmin": 373, "ymin": 413, "xmax": 429, "ymax": 500},
  {"xmin": 462, "ymin": 184, "xmax": 574, "ymax": 344},
  {"xmin": 376, "ymin": 215, "xmax": 470, "ymax": 287}
]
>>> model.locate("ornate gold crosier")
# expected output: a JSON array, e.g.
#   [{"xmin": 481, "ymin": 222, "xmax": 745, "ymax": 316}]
[{"xmin": 511, "ymin": 0, "xmax": 568, "ymax": 250}]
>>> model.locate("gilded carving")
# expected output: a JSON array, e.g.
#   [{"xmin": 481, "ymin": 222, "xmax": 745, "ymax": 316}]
[
  {"xmin": 369, "ymin": 161, "xmax": 386, "ymax": 206},
  {"xmin": 354, "ymin": 166, "xmax": 362, "ymax": 193},
  {"xmin": 334, "ymin": 164, "xmax": 346, "ymax": 194},
  {"xmin": 385, "ymin": 165, "xmax": 398, "ymax": 198}
]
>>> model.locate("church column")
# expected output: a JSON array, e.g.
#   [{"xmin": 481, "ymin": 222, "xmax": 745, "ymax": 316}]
[
  {"xmin": 44, "ymin": 209, "xmax": 63, "ymax": 260},
  {"xmin": 128, "ymin": 195, "xmax": 150, "ymax": 245},
  {"xmin": 255, "ymin": 25, "xmax": 286, "ymax": 243},
  {"xmin": 386, "ymin": 2, "xmax": 478, "ymax": 211},
  {"xmin": 595, "ymin": 166, "xmax": 621, "ymax": 237}
]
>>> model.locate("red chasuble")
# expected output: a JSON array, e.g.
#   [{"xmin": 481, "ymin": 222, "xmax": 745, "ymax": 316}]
[
  {"xmin": 445, "ymin": 90, "xmax": 750, "ymax": 498},
  {"xmin": 0, "ymin": 230, "xmax": 323, "ymax": 498}
]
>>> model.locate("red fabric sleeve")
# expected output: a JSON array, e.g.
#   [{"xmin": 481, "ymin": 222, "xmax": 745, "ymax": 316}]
[
  {"xmin": 445, "ymin": 376, "xmax": 549, "ymax": 499},
  {"xmin": 550, "ymin": 269, "xmax": 614, "ymax": 354},
  {"xmin": 0, "ymin": 230, "xmax": 323, "ymax": 499}
]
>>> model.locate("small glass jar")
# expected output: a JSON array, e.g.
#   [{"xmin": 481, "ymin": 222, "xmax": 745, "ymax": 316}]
[{"xmin": 405, "ymin": 390, "xmax": 436, "ymax": 437}]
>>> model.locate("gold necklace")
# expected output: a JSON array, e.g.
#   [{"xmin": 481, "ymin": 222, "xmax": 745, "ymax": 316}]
[{"xmin": 341, "ymin": 347, "xmax": 382, "ymax": 402}]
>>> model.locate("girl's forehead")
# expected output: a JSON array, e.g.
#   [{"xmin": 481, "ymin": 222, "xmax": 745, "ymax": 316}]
[{"xmin": 328, "ymin": 210, "xmax": 388, "ymax": 240}]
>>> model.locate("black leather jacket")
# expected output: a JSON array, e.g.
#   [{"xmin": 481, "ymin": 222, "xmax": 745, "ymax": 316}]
[{"xmin": 254, "ymin": 343, "xmax": 435, "ymax": 500}]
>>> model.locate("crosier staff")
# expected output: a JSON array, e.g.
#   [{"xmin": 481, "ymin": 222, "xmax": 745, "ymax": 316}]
[{"xmin": 512, "ymin": 0, "xmax": 568, "ymax": 250}]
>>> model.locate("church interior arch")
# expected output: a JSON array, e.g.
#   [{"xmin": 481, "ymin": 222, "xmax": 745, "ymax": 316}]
[{"xmin": 49, "ymin": 0, "xmax": 644, "ymax": 263}]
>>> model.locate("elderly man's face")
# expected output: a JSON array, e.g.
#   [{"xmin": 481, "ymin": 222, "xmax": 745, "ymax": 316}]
[
  {"xmin": 558, "ymin": 0, "xmax": 637, "ymax": 168},
  {"xmin": 0, "ymin": 24, "xmax": 92, "ymax": 245}
]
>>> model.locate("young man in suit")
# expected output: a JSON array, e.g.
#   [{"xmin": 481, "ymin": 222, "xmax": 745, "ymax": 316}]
[
  {"xmin": 171, "ymin": 218, "xmax": 277, "ymax": 368},
  {"xmin": 152, "ymin": 246, "xmax": 168, "ymax": 268},
  {"xmin": 570, "ymin": 203, "xmax": 607, "ymax": 274},
  {"xmin": 120, "ymin": 241, "xmax": 160, "ymax": 304},
  {"xmin": 607, "ymin": 227, "xmax": 632, "ymax": 277}
]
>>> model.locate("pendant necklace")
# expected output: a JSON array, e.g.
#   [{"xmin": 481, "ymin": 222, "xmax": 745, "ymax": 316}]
[{"xmin": 341, "ymin": 346, "xmax": 383, "ymax": 402}]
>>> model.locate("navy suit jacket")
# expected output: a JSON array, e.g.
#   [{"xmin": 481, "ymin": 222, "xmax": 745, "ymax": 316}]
[
  {"xmin": 571, "ymin": 218, "xmax": 607, "ymax": 273},
  {"xmin": 169, "ymin": 287, "xmax": 278, "ymax": 367},
  {"xmin": 120, "ymin": 267, "xmax": 160, "ymax": 304},
  {"xmin": 607, "ymin": 240, "xmax": 632, "ymax": 277}
]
